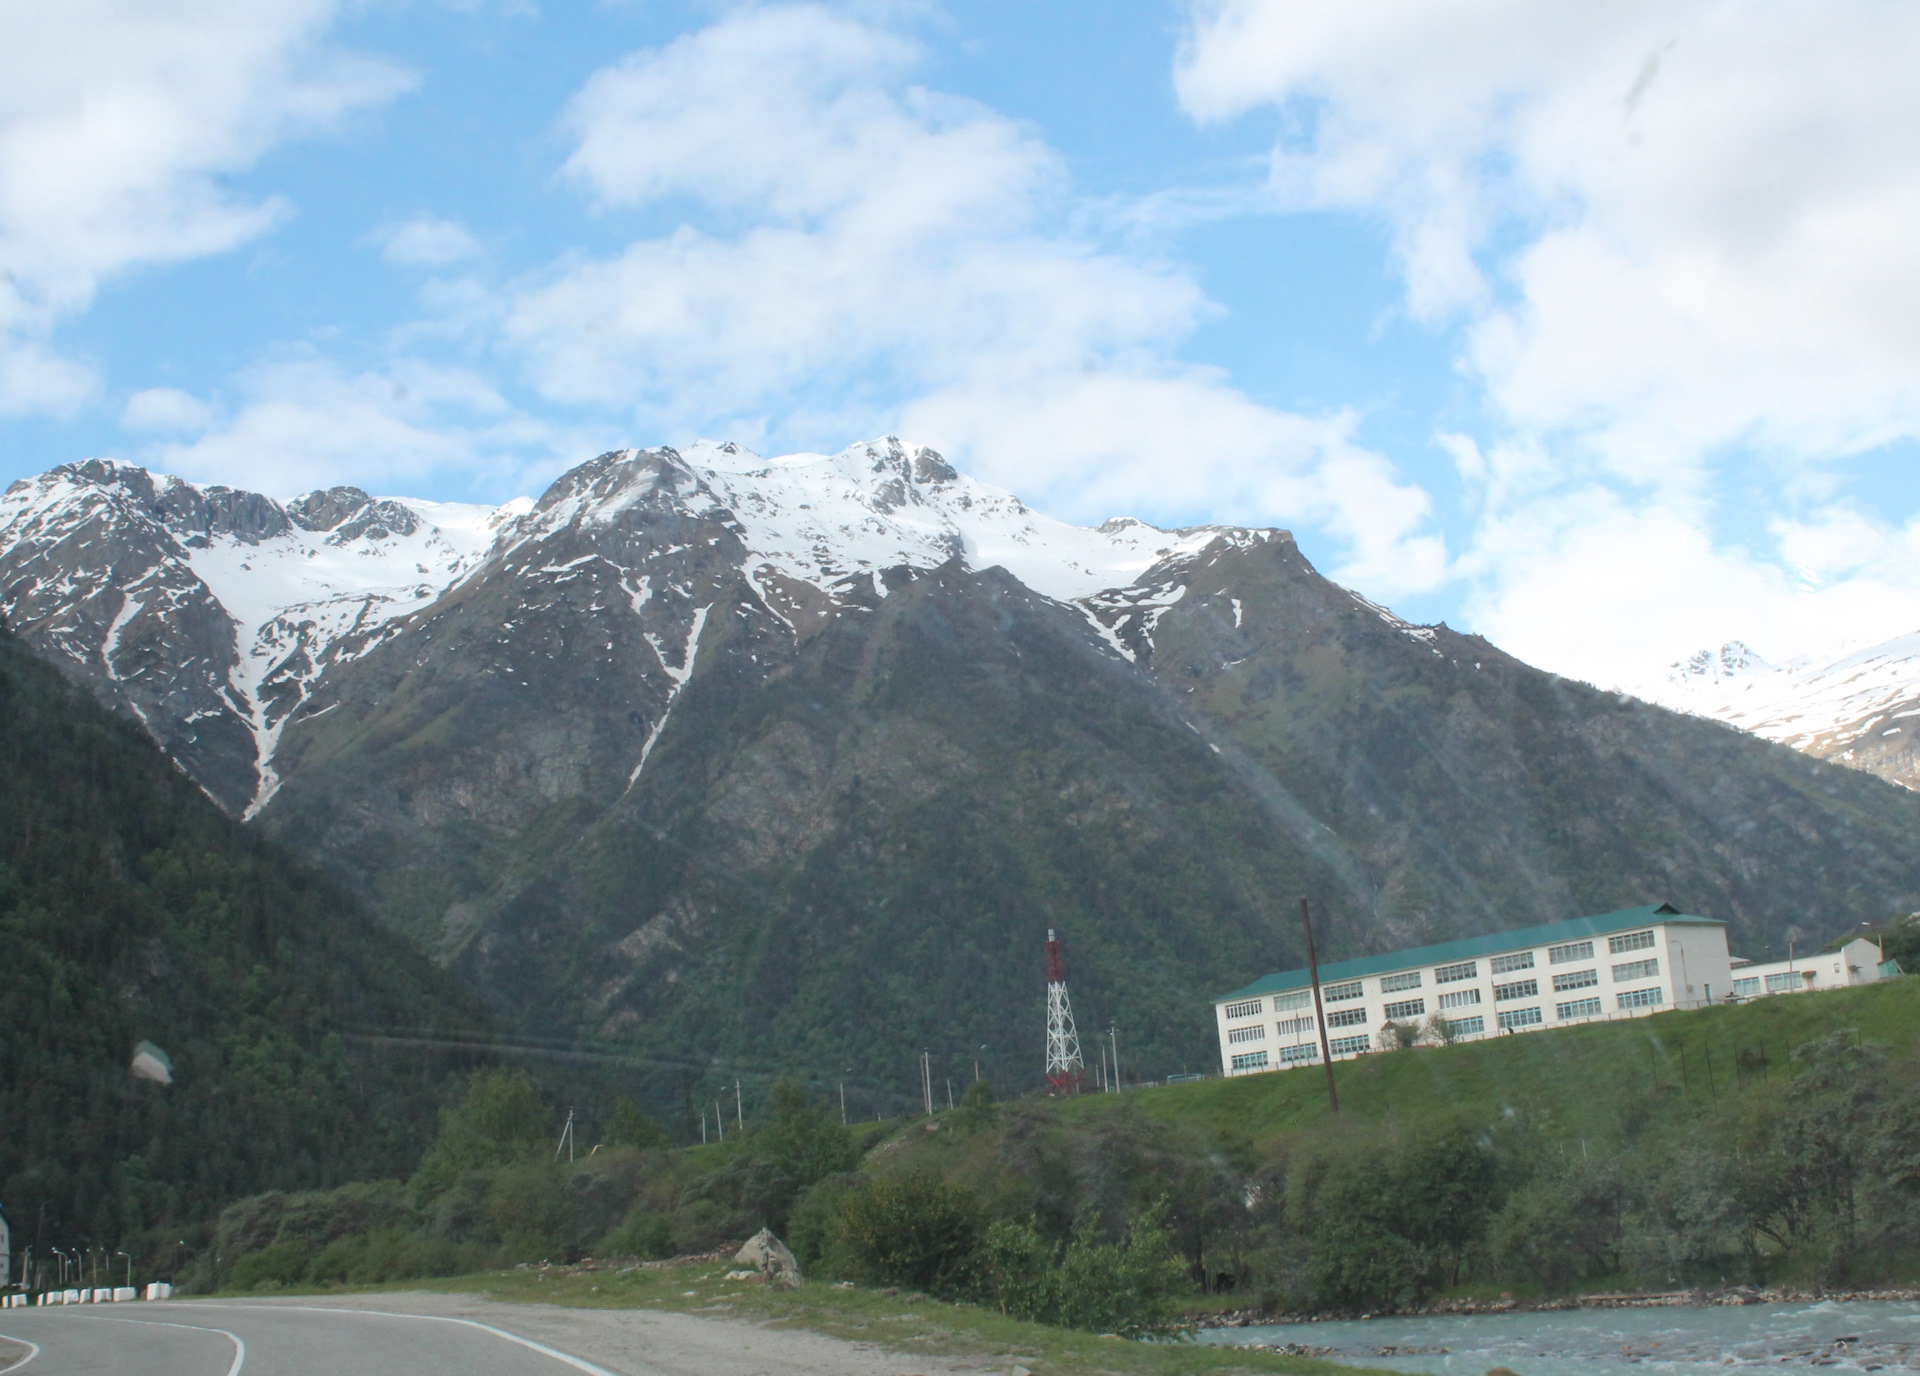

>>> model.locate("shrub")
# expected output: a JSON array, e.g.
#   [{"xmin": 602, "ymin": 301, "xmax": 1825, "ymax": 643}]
[
  {"xmin": 229, "ymin": 1239, "xmax": 310, "ymax": 1290},
  {"xmin": 831, "ymin": 1172, "xmax": 983, "ymax": 1296},
  {"xmin": 600, "ymin": 1208, "xmax": 676, "ymax": 1261},
  {"xmin": 980, "ymin": 1204, "xmax": 1188, "ymax": 1335}
]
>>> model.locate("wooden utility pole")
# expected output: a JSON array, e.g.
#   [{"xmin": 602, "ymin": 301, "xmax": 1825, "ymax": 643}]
[{"xmin": 1300, "ymin": 897, "xmax": 1339, "ymax": 1115}]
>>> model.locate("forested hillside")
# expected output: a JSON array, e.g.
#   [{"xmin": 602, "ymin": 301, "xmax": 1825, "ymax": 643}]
[{"xmin": 0, "ymin": 622, "xmax": 488, "ymax": 1273}]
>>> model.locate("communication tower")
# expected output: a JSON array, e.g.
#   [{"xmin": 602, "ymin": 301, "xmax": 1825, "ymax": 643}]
[{"xmin": 1043, "ymin": 928, "xmax": 1085, "ymax": 1093}]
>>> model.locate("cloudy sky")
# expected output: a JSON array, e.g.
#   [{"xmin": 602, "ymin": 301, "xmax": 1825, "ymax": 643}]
[{"xmin": 1, "ymin": 0, "xmax": 1916, "ymax": 691}]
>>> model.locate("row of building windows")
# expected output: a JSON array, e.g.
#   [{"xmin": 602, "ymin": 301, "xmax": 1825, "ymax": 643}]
[
  {"xmin": 1766, "ymin": 971, "xmax": 1804, "ymax": 993},
  {"xmin": 1327, "ymin": 1006, "xmax": 1369, "ymax": 1028},
  {"xmin": 1556, "ymin": 996, "xmax": 1602, "ymax": 1020},
  {"xmin": 1731, "ymin": 976, "xmax": 1760, "ymax": 997},
  {"xmin": 1498, "ymin": 1006, "xmax": 1543, "ymax": 1029},
  {"xmin": 1382, "ymin": 998, "xmax": 1425, "ymax": 1020},
  {"xmin": 1226, "ymin": 929, "xmax": 1671, "ymax": 1033},
  {"xmin": 1276, "ymin": 1015, "xmax": 1314, "ymax": 1037},
  {"xmin": 1228, "ymin": 1024, "xmax": 1265, "ymax": 1044},
  {"xmin": 1327, "ymin": 1034, "xmax": 1372, "ymax": 1056},
  {"xmin": 1618, "ymin": 986, "xmax": 1664, "ymax": 1009},
  {"xmin": 1230, "ymin": 1050, "xmax": 1269, "ymax": 1070},
  {"xmin": 1279, "ymin": 1043, "xmax": 1319, "ymax": 1064},
  {"xmin": 1451, "ymin": 1015, "xmax": 1486, "ymax": 1035}
]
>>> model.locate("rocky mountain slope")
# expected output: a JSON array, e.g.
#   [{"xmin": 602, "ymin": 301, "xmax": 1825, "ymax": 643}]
[
  {"xmin": 1649, "ymin": 636, "xmax": 1920, "ymax": 791},
  {"xmin": 9, "ymin": 440, "xmax": 1920, "ymax": 1106}
]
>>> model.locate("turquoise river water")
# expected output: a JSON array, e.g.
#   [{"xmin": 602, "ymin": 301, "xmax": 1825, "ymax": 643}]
[{"xmin": 1195, "ymin": 1300, "xmax": 1920, "ymax": 1373}]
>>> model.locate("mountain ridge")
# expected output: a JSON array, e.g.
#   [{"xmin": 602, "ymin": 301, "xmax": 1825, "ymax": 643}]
[{"xmin": 9, "ymin": 439, "xmax": 1920, "ymax": 1102}]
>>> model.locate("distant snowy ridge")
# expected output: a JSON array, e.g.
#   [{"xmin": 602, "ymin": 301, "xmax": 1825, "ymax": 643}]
[{"xmin": 1639, "ymin": 633, "xmax": 1920, "ymax": 790}]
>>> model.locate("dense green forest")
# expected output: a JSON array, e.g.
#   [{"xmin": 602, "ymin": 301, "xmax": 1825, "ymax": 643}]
[
  {"xmin": 0, "ymin": 624, "xmax": 489, "ymax": 1282},
  {"xmin": 205, "ymin": 975, "xmax": 1920, "ymax": 1328}
]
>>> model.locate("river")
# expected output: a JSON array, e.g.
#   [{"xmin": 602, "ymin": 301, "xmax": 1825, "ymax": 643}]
[{"xmin": 1195, "ymin": 1299, "xmax": 1920, "ymax": 1373}]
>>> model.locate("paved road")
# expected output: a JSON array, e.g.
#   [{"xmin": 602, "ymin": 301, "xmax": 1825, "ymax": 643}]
[{"xmin": 0, "ymin": 1291, "xmax": 997, "ymax": 1376}]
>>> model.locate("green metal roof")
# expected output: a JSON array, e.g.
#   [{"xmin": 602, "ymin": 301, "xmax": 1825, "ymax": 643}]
[{"xmin": 1214, "ymin": 903, "xmax": 1723, "ymax": 1004}]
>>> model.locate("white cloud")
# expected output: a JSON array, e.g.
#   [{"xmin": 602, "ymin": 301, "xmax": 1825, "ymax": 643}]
[
  {"xmin": 504, "ymin": 3, "xmax": 1444, "ymax": 593},
  {"xmin": 145, "ymin": 353, "xmax": 570, "ymax": 498},
  {"xmin": 122, "ymin": 386, "xmax": 215, "ymax": 434},
  {"xmin": 374, "ymin": 216, "xmax": 483, "ymax": 268},
  {"xmin": 0, "ymin": 0, "xmax": 410, "ymax": 412},
  {"xmin": 1178, "ymin": 0, "xmax": 1920, "ymax": 674}
]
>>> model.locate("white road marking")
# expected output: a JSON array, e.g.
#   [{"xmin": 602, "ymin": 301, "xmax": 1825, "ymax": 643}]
[
  {"xmin": 80, "ymin": 1316, "xmax": 245, "ymax": 1374},
  {"xmin": 0, "ymin": 1332, "xmax": 42, "ymax": 1371},
  {"xmin": 189, "ymin": 1304, "xmax": 618, "ymax": 1376}
]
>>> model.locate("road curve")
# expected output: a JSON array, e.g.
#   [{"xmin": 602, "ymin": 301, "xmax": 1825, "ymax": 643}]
[{"xmin": 0, "ymin": 1291, "xmax": 996, "ymax": 1376}]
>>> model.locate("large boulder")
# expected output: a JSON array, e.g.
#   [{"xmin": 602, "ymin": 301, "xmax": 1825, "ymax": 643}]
[{"xmin": 735, "ymin": 1229, "xmax": 801, "ymax": 1290}]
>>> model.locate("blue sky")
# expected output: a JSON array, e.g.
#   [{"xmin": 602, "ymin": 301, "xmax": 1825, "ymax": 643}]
[{"xmin": 3, "ymin": 0, "xmax": 1918, "ymax": 689}]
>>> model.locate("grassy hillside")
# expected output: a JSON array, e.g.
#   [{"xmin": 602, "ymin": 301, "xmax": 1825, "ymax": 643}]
[
  {"xmin": 0, "ymin": 623, "xmax": 489, "ymax": 1279},
  {"xmin": 1113, "ymin": 976, "xmax": 1920, "ymax": 1156},
  {"xmin": 206, "ymin": 979, "xmax": 1920, "ymax": 1328}
]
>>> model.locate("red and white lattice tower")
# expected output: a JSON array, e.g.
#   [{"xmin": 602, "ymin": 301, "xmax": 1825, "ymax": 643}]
[{"xmin": 1043, "ymin": 928, "xmax": 1085, "ymax": 1094}]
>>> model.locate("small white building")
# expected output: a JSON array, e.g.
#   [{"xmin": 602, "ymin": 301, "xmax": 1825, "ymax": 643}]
[
  {"xmin": 1728, "ymin": 936, "xmax": 1895, "ymax": 1000},
  {"xmin": 1213, "ymin": 903, "xmax": 1734, "ymax": 1076}
]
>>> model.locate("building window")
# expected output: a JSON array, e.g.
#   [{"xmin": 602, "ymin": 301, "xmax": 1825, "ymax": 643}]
[
  {"xmin": 1611, "ymin": 958, "xmax": 1659, "ymax": 982},
  {"xmin": 1434, "ymin": 961, "xmax": 1477, "ymax": 984},
  {"xmin": 1328, "ymin": 1034, "xmax": 1372, "ymax": 1056},
  {"xmin": 1617, "ymin": 986, "xmax": 1664, "ymax": 1010},
  {"xmin": 1556, "ymin": 997, "xmax": 1602, "ymax": 1020},
  {"xmin": 1273, "ymin": 990, "xmax": 1312, "ymax": 1012},
  {"xmin": 1322, "ymin": 980, "xmax": 1364, "ymax": 1002},
  {"xmin": 1230, "ymin": 1050, "xmax": 1270, "ymax": 1071},
  {"xmin": 1327, "ymin": 1007, "xmax": 1369, "ymax": 1028},
  {"xmin": 1494, "ymin": 979, "xmax": 1539, "ymax": 1001},
  {"xmin": 1609, "ymin": 929, "xmax": 1656, "ymax": 954},
  {"xmin": 1227, "ymin": 1025, "xmax": 1266, "ymax": 1044},
  {"xmin": 1552, "ymin": 968, "xmax": 1599, "ymax": 992},
  {"xmin": 1731, "ymin": 977, "xmax": 1760, "ymax": 996},
  {"xmin": 1765, "ymin": 972, "xmax": 1803, "ymax": 993},
  {"xmin": 1279, "ymin": 1043, "xmax": 1318, "ymax": 1064},
  {"xmin": 1380, "ymin": 971, "xmax": 1423, "ymax": 993},
  {"xmin": 1498, "ymin": 1006, "xmax": 1544, "ymax": 1030},
  {"xmin": 1439, "ymin": 988, "xmax": 1482, "ymax": 1009},
  {"xmin": 1490, "ymin": 951, "xmax": 1535, "ymax": 974},
  {"xmin": 1549, "ymin": 940, "xmax": 1594, "ymax": 964},
  {"xmin": 1223, "ymin": 999, "xmax": 1264, "ymax": 1020},
  {"xmin": 1451, "ymin": 1015, "xmax": 1486, "ymax": 1035},
  {"xmin": 1383, "ymin": 998, "xmax": 1426, "ymax": 1020},
  {"xmin": 1275, "ymin": 1015, "xmax": 1314, "ymax": 1037}
]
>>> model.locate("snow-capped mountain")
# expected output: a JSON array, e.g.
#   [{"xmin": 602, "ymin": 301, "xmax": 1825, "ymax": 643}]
[
  {"xmin": 0, "ymin": 439, "xmax": 1261, "ymax": 815},
  {"xmin": 9, "ymin": 435, "xmax": 1920, "ymax": 1078},
  {"xmin": 1644, "ymin": 634, "xmax": 1920, "ymax": 790}
]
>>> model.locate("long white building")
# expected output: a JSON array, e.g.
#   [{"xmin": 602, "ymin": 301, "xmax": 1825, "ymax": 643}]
[
  {"xmin": 1729, "ymin": 936, "xmax": 1896, "ymax": 999},
  {"xmin": 1213, "ymin": 903, "xmax": 1734, "ymax": 1076}
]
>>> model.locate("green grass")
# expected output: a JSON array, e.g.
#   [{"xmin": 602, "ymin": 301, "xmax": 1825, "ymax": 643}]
[
  {"xmin": 1049, "ymin": 979, "xmax": 1920, "ymax": 1163},
  {"xmin": 242, "ymin": 1262, "xmax": 1376, "ymax": 1376}
]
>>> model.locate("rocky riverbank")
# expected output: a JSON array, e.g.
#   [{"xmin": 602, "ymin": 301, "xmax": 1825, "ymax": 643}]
[{"xmin": 1193, "ymin": 1283, "xmax": 1920, "ymax": 1327}]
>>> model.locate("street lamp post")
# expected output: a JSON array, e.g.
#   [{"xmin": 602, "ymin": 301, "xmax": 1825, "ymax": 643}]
[
  {"xmin": 974, "ymin": 1044, "xmax": 986, "ymax": 1082},
  {"xmin": 117, "ymin": 1250, "xmax": 133, "ymax": 1290}
]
